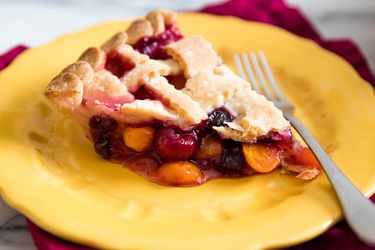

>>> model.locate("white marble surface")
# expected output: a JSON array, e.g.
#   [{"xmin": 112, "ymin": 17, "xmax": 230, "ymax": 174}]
[{"xmin": 0, "ymin": 1, "xmax": 374, "ymax": 249}]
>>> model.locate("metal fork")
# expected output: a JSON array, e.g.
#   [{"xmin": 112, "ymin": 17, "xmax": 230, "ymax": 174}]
[{"xmin": 234, "ymin": 51, "xmax": 375, "ymax": 246}]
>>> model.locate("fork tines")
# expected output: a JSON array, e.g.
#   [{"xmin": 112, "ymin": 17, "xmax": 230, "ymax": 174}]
[{"xmin": 234, "ymin": 51, "xmax": 290, "ymax": 109}]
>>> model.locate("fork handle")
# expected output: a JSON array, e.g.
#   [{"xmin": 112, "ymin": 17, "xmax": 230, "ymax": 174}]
[{"xmin": 284, "ymin": 113, "xmax": 375, "ymax": 246}]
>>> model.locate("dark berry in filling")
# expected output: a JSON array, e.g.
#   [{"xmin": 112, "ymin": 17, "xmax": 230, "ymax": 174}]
[
  {"xmin": 105, "ymin": 51, "xmax": 135, "ymax": 78},
  {"xmin": 205, "ymin": 107, "xmax": 234, "ymax": 129},
  {"xmin": 89, "ymin": 115, "xmax": 119, "ymax": 159},
  {"xmin": 133, "ymin": 24, "xmax": 183, "ymax": 60},
  {"xmin": 93, "ymin": 135, "xmax": 113, "ymax": 159},
  {"xmin": 214, "ymin": 140, "xmax": 245, "ymax": 173},
  {"xmin": 89, "ymin": 115, "xmax": 118, "ymax": 135},
  {"xmin": 154, "ymin": 127, "xmax": 201, "ymax": 161}
]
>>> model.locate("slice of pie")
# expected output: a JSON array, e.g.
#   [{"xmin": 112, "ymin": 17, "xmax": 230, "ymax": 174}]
[{"xmin": 45, "ymin": 10, "xmax": 320, "ymax": 186}]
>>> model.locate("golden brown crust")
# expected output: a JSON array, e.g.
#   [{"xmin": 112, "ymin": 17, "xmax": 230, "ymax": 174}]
[
  {"xmin": 45, "ymin": 62, "xmax": 91, "ymax": 113},
  {"xmin": 86, "ymin": 70, "xmax": 131, "ymax": 99},
  {"xmin": 144, "ymin": 76, "xmax": 207, "ymax": 125},
  {"xmin": 146, "ymin": 11, "xmax": 165, "ymax": 35},
  {"xmin": 45, "ymin": 9, "xmax": 289, "ymax": 142},
  {"xmin": 126, "ymin": 19, "xmax": 153, "ymax": 45},
  {"xmin": 44, "ymin": 72, "xmax": 83, "ymax": 112},
  {"xmin": 160, "ymin": 59, "xmax": 182, "ymax": 75},
  {"xmin": 79, "ymin": 47, "xmax": 106, "ymax": 71},
  {"xmin": 145, "ymin": 9, "xmax": 177, "ymax": 35},
  {"xmin": 117, "ymin": 44, "xmax": 149, "ymax": 65},
  {"xmin": 165, "ymin": 36, "xmax": 220, "ymax": 78},
  {"xmin": 159, "ymin": 10, "xmax": 176, "ymax": 25},
  {"xmin": 126, "ymin": 9, "xmax": 176, "ymax": 43},
  {"xmin": 183, "ymin": 68, "xmax": 248, "ymax": 112},
  {"xmin": 281, "ymin": 161, "xmax": 320, "ymax": 180},
  {"xmin": 62, "ymin": 61, "xmax": 94, "ymax": 83},
  {"xmin": 100, "ymin": 31, "xmax": 128, "ymax": 53},
  {"xmin": 183, "ymin": 65, "xmax": 289, "ymax": 141},
  {"xmin": 123, "ymin": 60, "xmax": 170, "ymax": 92},
  {"xmin": 122, "ymin": 59, "xmax": 181, "ymax": 93},
  {"xmin": 213, "ymin": 126, "xmax": 257, "ymax": 143},
  {"xmin": 120, "ymin": 100, "xmax": 180, "ymax": 124}
]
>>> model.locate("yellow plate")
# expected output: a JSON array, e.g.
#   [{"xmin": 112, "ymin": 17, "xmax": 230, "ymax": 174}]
[{"xmin": 1, "ymin": 13, "xmax": 375, "ymax": 250}]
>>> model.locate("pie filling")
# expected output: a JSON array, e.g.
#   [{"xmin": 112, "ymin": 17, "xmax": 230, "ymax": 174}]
[
  {"xmin": 88, "ymin": 109, "xmax": 320, "ymax": 186},
  {"xmin": 45, "ymin": 10, "xmax": 321, "ymax": 187},
  {"xmin": 133, "ymin": 23, "xmax": 183, "ymax": 60}
]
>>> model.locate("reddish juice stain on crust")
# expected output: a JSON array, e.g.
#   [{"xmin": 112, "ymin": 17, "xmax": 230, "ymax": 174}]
[
  {"xmin": 133, "ymin": 86, "xmax": 156, "ymax": 100},
  {"xmin": 281, "ymin": 139, "xmax": 321, "ymax": 169},
  {"xmin": 105, "ymin": 51, "xmax": 135, "ymax": 78}
]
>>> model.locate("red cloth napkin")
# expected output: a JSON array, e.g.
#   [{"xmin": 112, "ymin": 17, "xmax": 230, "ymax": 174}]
[
  {"xmin": 201, "ymin": 0, "xmax": 375, "ymax": 86},
  {"xmin": 0, "ymin": 0, "xmax": 374, "ymax": 249},
  {"xmin": 0, "ymin": 45, "xmax": 28, "ymax": 70}
]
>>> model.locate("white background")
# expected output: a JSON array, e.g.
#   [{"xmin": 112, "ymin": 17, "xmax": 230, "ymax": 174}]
[{"xmin": 0, "ymin": 0, "xmax": 374, "ymax": 249}]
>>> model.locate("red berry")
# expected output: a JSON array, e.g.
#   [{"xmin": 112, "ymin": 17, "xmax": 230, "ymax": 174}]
[
  {"xmin": 133, "ymin": 24, "xmax": 182, "ymax": 60},
  {"xmin": 154, "ymin": 127, "xmax": 201, "ymax": 161}
]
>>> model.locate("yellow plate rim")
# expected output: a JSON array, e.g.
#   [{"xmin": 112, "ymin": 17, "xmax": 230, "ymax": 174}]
[{"xmin": 0, "ymin": 12, "xmax": 374, "ymax": 250}]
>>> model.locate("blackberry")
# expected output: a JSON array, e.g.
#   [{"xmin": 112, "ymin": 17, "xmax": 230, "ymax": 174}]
[
  {"xmin": 89, "ymin": 115, "xmax": 118, "ymax": 159},
  {"xmin": 93, "ymin": 135, "xmax": 112, "ymax": 159},
  {"xmin": 214, "ymin": 140, "xmax": 245, "ymax": 173},
  {"xmin": 89, "ymin": 115, "xmax": 118, "ymax": 135},
  {"xmin": 205, "ymin": 107, "xmax": 234, "ymax": 129}
]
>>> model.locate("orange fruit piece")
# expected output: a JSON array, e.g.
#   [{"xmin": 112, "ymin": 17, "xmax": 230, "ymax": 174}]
[
  {"xmin": 242, "ymin": 143, "xmax": 281, "ymax": 173},
  {"xmin": 123, "ymin": 126, "xmax": 155, "ymax": 152},
  {"xmin": 195, "ymin": 136, "xmax": 223, "ymax": 159},
  {"xmin": 157, "ymin": 162, "xmax": 204, "ymax": 186}
]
